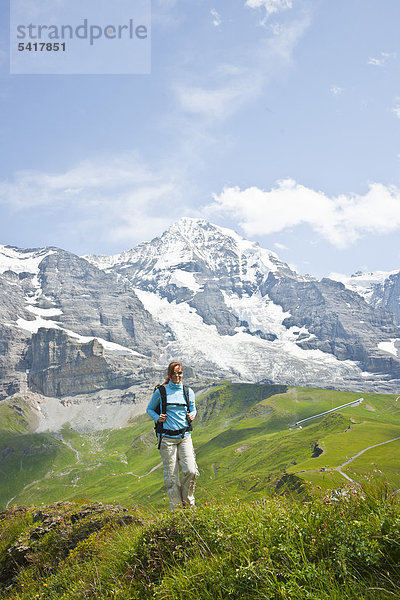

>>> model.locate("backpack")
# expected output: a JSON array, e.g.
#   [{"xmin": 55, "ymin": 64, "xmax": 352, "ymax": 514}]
[{"xmin": 153, "ymin": 384, "xmax": 193, "ymax": 449}]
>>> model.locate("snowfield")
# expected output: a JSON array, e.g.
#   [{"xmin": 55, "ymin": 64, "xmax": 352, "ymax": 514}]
[{"xmin": 134, "ymin": 288, "xmax": 373, "ymax": 387}]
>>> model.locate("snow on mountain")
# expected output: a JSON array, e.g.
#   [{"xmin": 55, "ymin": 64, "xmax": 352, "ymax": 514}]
[
  {"xmin": 133, "ymin": 287, "xmax": 372, "ymax": 388},
  {"xmin": 2, "ymin": 218, "xmax": 400, "ymax": 409},
  {"xmin": 26, "ymin": 306, "xmax": 63, "ymax": 318},
  {"xmin": 0, "ymin": 243, "xmax": 167, "ymax": 413},
  {"xmin": 378, "ymin": 339, "xmax": 399, "ymax": 357},
  {"xmin": 84, "ymin": 217, "xmax": 303, "ymax": 288},
  {"xmin": 0, "ymin": 245, "xmax": 55, "ymax": 275},
  {"xmin": 82, "ymin": 217, "xmax": 400, "ymax": 392},
  {"xmin": 0, "ymin": 243, "xmax": 154, "ymax": 361},
  {"xmin": 221, "ymin": 290, "xmax": 316, "ymax": 342},
  {"xmin": 329, "ymin": 269, "xmax": 400, "ymax": 326},
  {"xmin": 328, "ymin": 270, "xmax": 399, "ymax": 303},
  {"xmin": 169, "ymin": 269, "xmax": 201, "ymax": 292},
  {"xmin": 15, "ymin": 313, "xmax": 143, "ymax": 358}
]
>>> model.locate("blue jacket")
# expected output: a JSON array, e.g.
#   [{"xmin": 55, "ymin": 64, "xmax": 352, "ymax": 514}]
[{"xmin": 146, "ymin": 381, "xmax": 196, "ymax": 438}]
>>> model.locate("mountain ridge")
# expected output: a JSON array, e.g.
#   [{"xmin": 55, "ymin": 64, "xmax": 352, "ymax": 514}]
[
  {"xmin": 84, "ymin": 218, "xmax": 400, "ymax": 392},
  {"xmin": 1, "ymin": 217, "xmax": 400, "ymax": 434}
]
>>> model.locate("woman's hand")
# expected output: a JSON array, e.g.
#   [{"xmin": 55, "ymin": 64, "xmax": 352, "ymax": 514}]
[
  {"xmin": 158, "ymin": 414, "xmax": 167, "ymax": 423},
  {"xmin": 187, "ymin": 412, "xmax": 195, "ymax": 422}
]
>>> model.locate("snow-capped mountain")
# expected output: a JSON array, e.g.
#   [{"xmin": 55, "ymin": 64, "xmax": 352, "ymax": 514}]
[
  {"xmin": 1, "ymin": 218, "xmax": 400, "ymax": 433},
  {"xmin": 330, "ymin": 269, "xmax": 400, "ymax": 323},
  {"xmin": 85, "ymin": 218, "xmax": 400, "ymax": 391},
  {"xmin": 84, "ymin": 217, "xmax": 303, "ymax": 291},
  {"xmin": 0, "ymin": 243, "xmax": 167, "ymax": 428}
]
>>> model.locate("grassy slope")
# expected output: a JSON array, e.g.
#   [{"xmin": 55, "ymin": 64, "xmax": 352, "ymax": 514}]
[
  {"xmin": 0, "ymin": 487, "xmax": 399, "ymax": 600},
  {"xmin": 1, "ymin": 384, "xmax": 399, "ymax": 509},
  {"xmin": 0, "ymin": 398, "xmax": 75, "ymax": 508}
]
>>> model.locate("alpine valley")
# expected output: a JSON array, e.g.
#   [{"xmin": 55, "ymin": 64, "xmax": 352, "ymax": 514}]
[
  {"xmin": 1, "ymin": 218, "xmax": 400, "ymax": 508},
  {"xmin": 1, "ymin": 217, "xmax": 400, "ymax": 435}
]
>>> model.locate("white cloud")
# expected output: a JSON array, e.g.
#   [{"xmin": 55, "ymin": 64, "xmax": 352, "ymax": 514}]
[
  {"xmin": 393, "ymin": 99, "xmax": 400, "ymax": 119},
  {"xmin": 0, "ymin": 155, "xmax": 154, "ymax": 209},
  {"xmin": 330, "ymin": 85, "xmax": 344, "ymax": 96},
  {"xmin": 175, "ymin": 84, "xmax": 247, "ymax": 119},
  {"xmin": 0, "ymin": 154, "xmax": 182, "ymax": 246},
  {"xmin": 205, "ymin": 179, "xmax": 400, "ymax": 248},
  {"xmin": 274, "ymin": 242, "xmax": 288, "ymax": 251},
  {"xmin": 174, "ymin": 13, "xmax": 309, "ymax": 119},
  {"xmin": 367, "ymin": 52, "xmax": 396, "ymax": 67},
  {"xmin": 210, "ymin": 8, "xmax": 221, "ymax": 27},
  {"xmin": 368, "ymin": 57, "xmax": 382, "ymax": 67},
  {"xmin": 245, "ymin": 0, "xmax": 293, "ymax": 16}
]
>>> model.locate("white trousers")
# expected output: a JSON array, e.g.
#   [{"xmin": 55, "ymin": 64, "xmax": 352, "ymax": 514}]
[{"xmin": 159, "ymin": 435, "xmax": 199, "ymax": 511}]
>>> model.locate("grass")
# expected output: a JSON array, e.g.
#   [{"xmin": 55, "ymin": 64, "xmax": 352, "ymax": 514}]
[
  {"xmin": 0, "ymin": 384, "xmax": 399, "ymax": 510},
  {"xmin": 0, "ymin": 482, "xmax": 399, "ymax": 599}
]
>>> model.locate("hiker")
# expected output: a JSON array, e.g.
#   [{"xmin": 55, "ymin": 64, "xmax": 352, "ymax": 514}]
[{"xmin": 146, "ymin": 361, "xmax": 199, "ymax": 510}]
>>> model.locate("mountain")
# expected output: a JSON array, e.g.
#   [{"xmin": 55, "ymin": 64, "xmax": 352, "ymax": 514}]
[
  {"xmin": 330, "ymin": 269, "xmax": 400, "ymax": 323},
  {"xmin": 86, "ymin": 217, "xmax": 400, "ymax": 392},
  {"xmin": 0, "ymin": 244, "xmax": 168, "ymax": 430},
  {"xmin": 1, "ymin": 218, "xmax": 400, "ymax": 435}
]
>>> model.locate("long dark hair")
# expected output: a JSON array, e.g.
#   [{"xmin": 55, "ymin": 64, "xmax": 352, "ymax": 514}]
[{"xmin": 164, "ymin": 361, "xmax": 183, "ymax": 384}]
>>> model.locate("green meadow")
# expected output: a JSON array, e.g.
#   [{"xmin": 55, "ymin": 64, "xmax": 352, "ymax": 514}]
[{"xmin": 0, "ymin": 383, "xmax": 399, "ymax": 510}]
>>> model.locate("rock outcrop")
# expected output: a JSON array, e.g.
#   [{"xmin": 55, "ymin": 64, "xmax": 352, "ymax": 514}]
[
  {"xmin": 27, "ymin": 328, "xmax": 143, "ymax": 397},
  {"xmin": 0, "ymin": 501, "xmax": 140, "ymax": 588}
]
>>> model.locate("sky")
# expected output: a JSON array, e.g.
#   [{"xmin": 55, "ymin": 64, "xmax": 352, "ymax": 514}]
[{"xmin": 0, "ymin": 0, "xmax": 400, "ymax": 279}]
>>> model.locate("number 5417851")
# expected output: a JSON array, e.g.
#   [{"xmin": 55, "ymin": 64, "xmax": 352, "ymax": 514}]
[{"xmin": 18, "ymin": 42, "xmax": 66, "ymax": 51}]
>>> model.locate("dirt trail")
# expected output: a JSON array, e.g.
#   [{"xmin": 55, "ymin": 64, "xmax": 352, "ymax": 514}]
[
  {"xmin": 333, "ymin": 436, "xmax": 400, "ymax": 484},
  {"xmin": 296, "ymin": 436, "xmax": 400, "ymax": 485}
]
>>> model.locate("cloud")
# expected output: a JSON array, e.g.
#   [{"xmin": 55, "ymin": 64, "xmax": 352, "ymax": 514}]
[
  {"xmin": 175, "ymin": 84, "xmax": 248, "ymax": 119},
  {"xmin": 330, "ymin": 85, "xmax": 344, "ymax": 96},
  {"xmin": 0, "ymin": 154, "xmax": 183, "ymax": 246},
  {"xmin": 245, "ymin": 0, "xmax": 293, "ymax": 17},
  {"xmin": 393, "ymin": 99, "xmax": 400, "ymax": 119},
  {"xmin": 174, "ymin": 12, "xmax": 309, "ymax": 120},
  {"xmin": 210, "ymin": 8, "xmax": 221, "ymax": 27},
  {"xmin": 274, "ymin": 242, "xmax": 288, "ymax": 250},
  {"xmin": 205, "ymin": 179, "xmax": 400, "ymax": 248},
  {"xmin": 367, "ymin": 52, "xmax": 396, "ymax": 67},
  {"xmin": 0, "ymin": 155, "xmax": 154, "ymax": 208}
]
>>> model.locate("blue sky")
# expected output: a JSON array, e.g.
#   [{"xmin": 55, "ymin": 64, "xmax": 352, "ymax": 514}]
[{"xmin": 1, "ymin": 0, "xmax": 400, "ymax": 279}]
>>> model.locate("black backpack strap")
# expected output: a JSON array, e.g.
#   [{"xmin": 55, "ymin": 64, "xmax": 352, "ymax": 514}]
[
  {"xmin": 153, "ymin": 384, "xmax": 167, "ymax": 414},
  {"xmin": 183, "ymin": 385, "xmax": 190, "ymax": 411},
  {"xmin": 154, "ymin": 384, "xmax": 167, "ymax": 449},
  {"xmin": 183, "ymin": 385, "xmax": 193, "ymax": 432},
  {"xmin": 159, "ymin": 385, "xmax": 167, "ymax": 415}
]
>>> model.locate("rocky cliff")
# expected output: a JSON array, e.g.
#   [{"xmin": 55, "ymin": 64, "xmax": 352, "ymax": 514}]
[{"xmin": 0, "ymin": 245, "xmax": 168, "ymax": 424}]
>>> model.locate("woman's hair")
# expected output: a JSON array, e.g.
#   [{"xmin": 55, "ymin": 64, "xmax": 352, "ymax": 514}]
[{"xmin": 164, "ymin": 361, "xmax": 183, "ymax": 384}]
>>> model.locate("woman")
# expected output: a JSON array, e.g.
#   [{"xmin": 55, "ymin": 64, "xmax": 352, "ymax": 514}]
[{"xmin": 147, "ymin": 361, "xmax": 199, "ymax": 510}]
